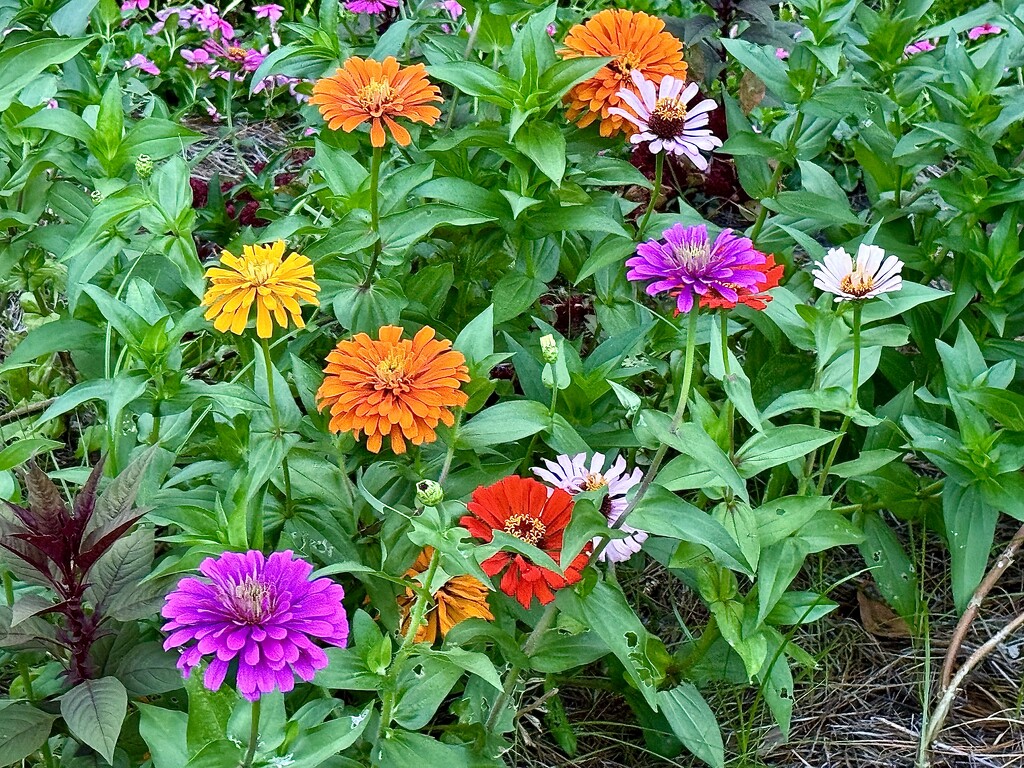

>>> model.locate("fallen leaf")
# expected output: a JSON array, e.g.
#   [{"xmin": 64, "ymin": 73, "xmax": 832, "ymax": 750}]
[{"xmin": 858, "ymin": 590, "xmax": 912, "ymax": 638}]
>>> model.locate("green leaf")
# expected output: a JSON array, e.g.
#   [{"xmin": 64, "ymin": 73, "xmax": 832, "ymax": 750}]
[
  {"xmin": 137, "ymin": 705, "xmax": 188, "ymax": 768},
  {"xmin": 287, "ymin": 706, "xmax": 371, "ymax": 768},
  {"xmin": 631, "ymin": 485, "xmax": 753, "ymax": 576},
  {"xmin": 943, "ymin": 482, "xmax": 997, "ymax": 614},
  {"xmin": 91, "ymin": 74, "xmax": 124, "ymax": 174},
  {"xmin": 559, "ymin": 496, "xmax": 609, "ymax": 570},
  {"xmin": 332, "ymin": 277, "xmax": 409, "ymax": 335},
  {"xmin": 60, "ymin": 677, "xmax": 128, "ymax": 765},
  {"xmin": 183, "ymin": 740, "xmax": 244, "ymax": 768},
  {"xmin": 734, "ymin": 426, "xmax": 836, "ymax": 478},
  {"xmin": 0, "ymin": 37, "xmax": 91, "ymax": 112},
  {"xmin": 514, "ymin": 121, "xmax": 566, "ymax": 184},
  {"xmin": 0, "ymin": 438, "xmax": 62, "ymax": 471},
  {"xmin": 458, "ymin": 400, "xmax": 549, "ymax": 449},
  {"xmin": 720, "ymin": 38, "xmax": 799, "ymax": 102},
  {"xmin": 114, "ymin": 641, "xmax": 183, "ymax": 696},
  {"xmin": 964, "ymin": 387, "xmax": 1024, "ymax": 431},
  {"xmin": 656, "ymin": 684, "xmax": 725, "ymax": 768},
  {"xmin": 830, "ymin": 449, "xmax": 901, "ymax": 478},
  {"xmin": 185, "ymin": 669, "xmax": 238, "ymax": 756},
  {"xmin": 427, "ymin": 62, "xmax": 518, "ymax": 107},
  {"xmin": 762, "ymin": 190, "xmax": 861, "ymax": 227},
  {"xmin": 643, "ymin": 411, "xmax": 748, "ymax": 501},
  {"xmin": 0, "ymin": 701, "xmax": 56, "ymax": 766},
  {"xmin": 857, "ymin": 510, "xmax": 919, "ymax": 620},
  {"xmin": 757, "ymin": 539, "xmax": 806, "ymax": 624},
  {"xmin": 376, "ymin": 729, "xmax": 471, "ymax": 768},
  {"xmin": 537, "ymin": 56, "xmax": 612, "ymax": 103}
]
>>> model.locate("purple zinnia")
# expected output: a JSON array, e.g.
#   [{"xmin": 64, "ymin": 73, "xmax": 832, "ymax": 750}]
[
  {"xmin": 161, "ymin": 550, "xmax": 348, "ymax": 701},
  {"xmin": 627, "ymin": 224, "xmax": 766, "ymax": 314}
]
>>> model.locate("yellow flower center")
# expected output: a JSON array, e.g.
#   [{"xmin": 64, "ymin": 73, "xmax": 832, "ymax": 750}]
[
  {"xmin": 503, "ymin": 513, "xmax": 546, "ymax": 546},
  {"xmin": 227, "ymin": 46, "xmax": 247, "ymax": 60},
  {"xmin": 610, "ymin": 52, "xmax": 643, "ymax": 77},
  {"xmin": 357, "ymin": 79, "xmax": 398, "ymax": 117},
  {"xmin": 581, "ymin": 472, "xmax": 608, "ymax": 491},
  {"xmin": 840, "ymin": 269, "xmax": 875, "ymax": 297},
  {"xmin": 374, "ymin": 353, "xmax": 411, "ymax": 392},
  {"xmin": 648, "ymin": 97, "xmax": 688, "ymax": 138}
]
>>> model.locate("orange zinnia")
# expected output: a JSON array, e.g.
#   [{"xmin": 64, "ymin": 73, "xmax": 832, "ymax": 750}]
[
  {"xmin": 310, "ymin": 56, "xmax": 443, "ymax": 147},
  {"xmin": 397, "ymin": 547, "xmax": 494, "ymax": 644},
  {"xmin": 316, "ymin": 325, "xmax": 469, "ymax": 454},
  {"xmin": 201, "ymin": 241, "xmax": 319, "ymax": 339},
  {"xmin": 698, "ymin": 254, "xmax": 784, "ymax": 311},
  {"xmin": 560, "ymin": 9, "xmax": 687, "ymax": 137}
]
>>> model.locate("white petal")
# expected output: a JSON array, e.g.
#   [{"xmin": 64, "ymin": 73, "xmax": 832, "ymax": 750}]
[{"xmin": 856, "ymin": 243, "xmax": 886, "ymax": 275}]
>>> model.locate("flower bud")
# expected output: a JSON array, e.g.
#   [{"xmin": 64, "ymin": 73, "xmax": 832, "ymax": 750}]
[
  {"xmin": 135, "ymin": 154, "xmax": 154, "ymax": 179},
  {"xmin": 416, "ymin": 480, "xmax": 444, "ymax": 507},
  {"xmin": 90, "ymin": 190, "xmax": 104, "ymax": 204},
  {"xmin": 540, "ymin": 334, "xmax": 558, "ymax": 364}
]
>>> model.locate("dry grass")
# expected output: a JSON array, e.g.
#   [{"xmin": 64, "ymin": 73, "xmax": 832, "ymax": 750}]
[{"xmin": 512, "ymin": 517, "xmax": 1024, "ymax": 767}]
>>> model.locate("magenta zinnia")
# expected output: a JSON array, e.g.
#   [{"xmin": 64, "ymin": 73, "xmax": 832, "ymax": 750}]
[
  {"xmin": 161, "ymin": 550, "xmax": 348, "ymax": 701},
  {"xmin": 627, "ymin": 223, "xmax": 767, "ymax": 314}
]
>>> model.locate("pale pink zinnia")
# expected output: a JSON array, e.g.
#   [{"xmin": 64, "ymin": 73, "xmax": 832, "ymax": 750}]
[
  {"xmin": 775, "ymin": 47, "xmax": 789, "ymax": 59},
  {"xmin": 904, "ymin": 39, "xmax": 936, "ymax": 56},
  {"xmin": 532, "ymin": 453, "xmax": 646, "ymax": 563},
  {"xmin": 345, "ymin": 0, "xmax": 399, "ymax": 14},
  {"xmin": 125, "ymin": 53, "xmax": 160, "ymax": 75},
  {"xmin": 120, "ymin": 0, "xmax": 150, "ymax": 10},
  {"xmin": 968, "ymin": 23, "xmax": 1001, "ymax": 40},
  {"xmin": 812, "ymin": 244, "xmax": 903, "ymax": 302},
  {"xmin": 608, "ymin": 70, "xmax": 722, "ymax": 170}
]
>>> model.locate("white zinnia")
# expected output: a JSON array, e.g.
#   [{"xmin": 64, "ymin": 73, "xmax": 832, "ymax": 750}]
[
  {"xmin": 812, "ymin": 244, "xmax": 903, "ymax": 302},
  {"xmin": 531, "ymin": 452, "xmax": 647, "ymax": 563},
  {"xmin": 608, "ymin": 70, "xmax": 723, "ymax": 170}
]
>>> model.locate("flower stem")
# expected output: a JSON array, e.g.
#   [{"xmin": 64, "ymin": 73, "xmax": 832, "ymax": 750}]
[
  {"xmin": 361, "ymin": 145, "xmax": 384, "ymax": 290},
  {"xmin": 260, "ymin": 337, "xmax": 293, "ymax": 538},
  {"xmin": 816, "ymin": 302, "xmax": 862, "ymax": 494},
  {"xmin": 591, "ymin": 308, "xmax": 700, "ymax": 561},
  {"xmin": 485, "ymin": 601, "xmax": 558, "ymax": 732},
  {"xmin": 749, "ymin": 111, "xmax": 804, "ymax": 246},
  {"xmin": 719, "ymin": 312, "xmax": 735, "ymax": 459},
  {"xmin": 637, "ymin": 152, "xmax": 664, "ymax": 240},
  {"xmin": 377, "ymin": 548, "xmax": 441, "ymax": 738},
  {"xmin": 242, "ymin": 698, "xmax": 261, "ymax": 768}
]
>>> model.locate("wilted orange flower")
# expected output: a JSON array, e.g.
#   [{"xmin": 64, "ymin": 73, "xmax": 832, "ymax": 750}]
[
  {"xmin": 310, "ymin": 56, "xmax": 443, "ymax": 147},
  {"xmin": 397, "ymin": 547, "xmax": 494, "ymax": 644},
  {"xmin": 202, "ymin": 241, "xmax": 319, "ymax": 338},
  {"xmin": 560, "ymin": 9, "xmax": 687, "ymax": 137},
  {"xmin": 316, "ymin": 325, "xmax": 469, "ymax": 454}
]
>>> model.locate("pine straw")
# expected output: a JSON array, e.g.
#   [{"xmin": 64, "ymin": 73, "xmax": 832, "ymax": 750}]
[
  {"xmin": 182, "ymin": 116, "xmax": 297, "ymax": 182},
  {"xmin": 512, "ymin": 517, "xmax": 1024, "ymax": 767}
]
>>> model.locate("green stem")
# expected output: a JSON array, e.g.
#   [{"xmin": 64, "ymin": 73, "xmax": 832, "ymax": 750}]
[
  {"xmin": 749, "ymin": 111, "xmax": 805, "ymax": 246},
  {"xmin": 719, "ymin": 312, "xmax": 734, "ymax": 459},
  {"xmin": 377, "ymin": 549, "xmax": 441, "ymax": 737},
  {"xmin": 485, "ymin": 602, "xmax": 558, "ymax": 732},
  {"xmin": 675, "ymin": 616, "xmax": 718, "ymax": 677},
  {"xmin": 260, "ymin": 337, "xmax": 293, "ymax": 540},
  {"xmin": 591, "ymin": 308, "xmax": 700, "ymax": 561},
  {"xmin": 242, "ymin": 698, "xmax": 261, "ymax": 768},
  {"xmin": 816, "ymin": 302, "xmax": 862, "ymax": 495},
  {"xmin": 637, "ymin": 152, "xmax": 664, "ymax": 240},
  {"xmin": 361, "ymin": 145, "xmax": 384, "ymax": 290}
]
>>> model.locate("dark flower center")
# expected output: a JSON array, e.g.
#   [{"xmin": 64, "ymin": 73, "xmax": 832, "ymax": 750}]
[
  {"xmin": 647, "ymin": 97, "xmax": 687, "ymax": 138},
  {"xmin": 228, "ymin": 577, "xmax": 275, "ymax": 624},
  {"xmin": 503, "ymin": 513, "xmax": 546, "ymax": 546},
  {"xmin": 839, "ymin": 269, "xmax": 875, "ymax": 297},
  {"xmin": 608, "ymin": 52, "xmax": 642, "ymax": 78}
]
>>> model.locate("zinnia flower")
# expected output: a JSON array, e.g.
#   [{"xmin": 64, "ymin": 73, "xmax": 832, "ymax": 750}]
[
  {"xmin": 121, "ymin": 0, "xmax": 149, "ymax": 10},
  {"xmin": 560, "ymin": 9, "xmax": 687, "ymax": 137},
  {"xmin": 904, "ymin": 39, "xmax": 936, "ymax": 56},
  {"xmin": 532, "ymin": 453, "xmax": 646, "ymax": 563},
  {"xmin": 608, "ymin": 71, "xmax": 722, "ymax": 169},
  {"xmin": 460, "ymin": 476, "xmax": 590, "ymax": 609},
  {"xmin": 310, "ymin": 56, "xmax": 442, "ymax": 147},
  {"xmin": 697, "ymin": 253, "xmax": 783, "ymax": 311},
  {"xmin": 254, "ymin": 3, "xmax": 283, "ymax": 22},
  {"xmin": 775, "ymin": 47, "xmax": 789, "ymax": 59},
  {"xmin": 345, "ymin": 0, "xmax": 398, "ymax": 13},
  {"xmin": 201, "ymin": 241, "xmax": 320, "ymax": 338},
  {"xmin": 316, "ymin": 325, "xmax": 469, "ymax": 454},
  {"xmin": 968, "ymin": 23, "xmax": 1001, "ymax": 40},
  {"xmin": 397, "ymin": 547, "xmax": 494, "ymax": 643},
  {"xmin": 125, "ymin": 53, "xmax": 160, "ymax": 76},
  {"xmin": 161, "ymin": 550, "xmax": 349, "ymax": 701},
  {"xmin": 812, "ymin": 244, "xmax": 903, "ymax": 302},
  {"xmin": 627, "ymin": 224, "xmax": 768, "ymax": 314}
]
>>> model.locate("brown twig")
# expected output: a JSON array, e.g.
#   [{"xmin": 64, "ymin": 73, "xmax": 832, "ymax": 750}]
[
  {"xmin": 939, "ymin": 521, "xmax": 1024, "ymax": 691},
  {"xmin": 0, "ymin": 398, "xmax": 56, "ymax": 426}
]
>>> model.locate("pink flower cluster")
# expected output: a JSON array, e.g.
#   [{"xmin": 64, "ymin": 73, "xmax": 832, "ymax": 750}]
[
  {"xmin": 148, "ymin": 4, "xmax": 234, "ymax": 37},
  {"xmin": 180, "ymin": 39, "xmax": 267, "ymax": 81}
]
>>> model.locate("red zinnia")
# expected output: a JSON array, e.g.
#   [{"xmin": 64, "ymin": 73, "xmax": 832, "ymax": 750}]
[
  {"xmin": 460, "ymin": 476, "xmax": 589, "ymax": 609},
  {"xmin": 696, "ymin": 254, "xmax": 784, "ymax": 311}
]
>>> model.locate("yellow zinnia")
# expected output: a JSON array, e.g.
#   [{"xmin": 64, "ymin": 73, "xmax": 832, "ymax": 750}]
[{"xmin": 201, "ymin": 241, "xmax": 320, "ymax": 338}]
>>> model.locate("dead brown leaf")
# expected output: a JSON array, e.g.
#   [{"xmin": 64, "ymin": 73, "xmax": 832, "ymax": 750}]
[{"xmin": 857, "ymin": 589, "xmax": 912, "ymax": 638}]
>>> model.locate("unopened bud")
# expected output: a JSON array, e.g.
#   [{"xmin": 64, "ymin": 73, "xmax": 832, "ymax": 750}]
[
  {"xmin": 135, "ymin": 154, "xmax": 153, "ymax": 178},
  {"xmin": 416, "ymin": 480, "xmax": 444, "ymax": 507},
  {"xmin": 90, "ymin": 190, "xmax": 104, "ymax": 204},
  {"xmin": 540, "ymin": 334, "xmax": 558, "ymax": 363}
]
